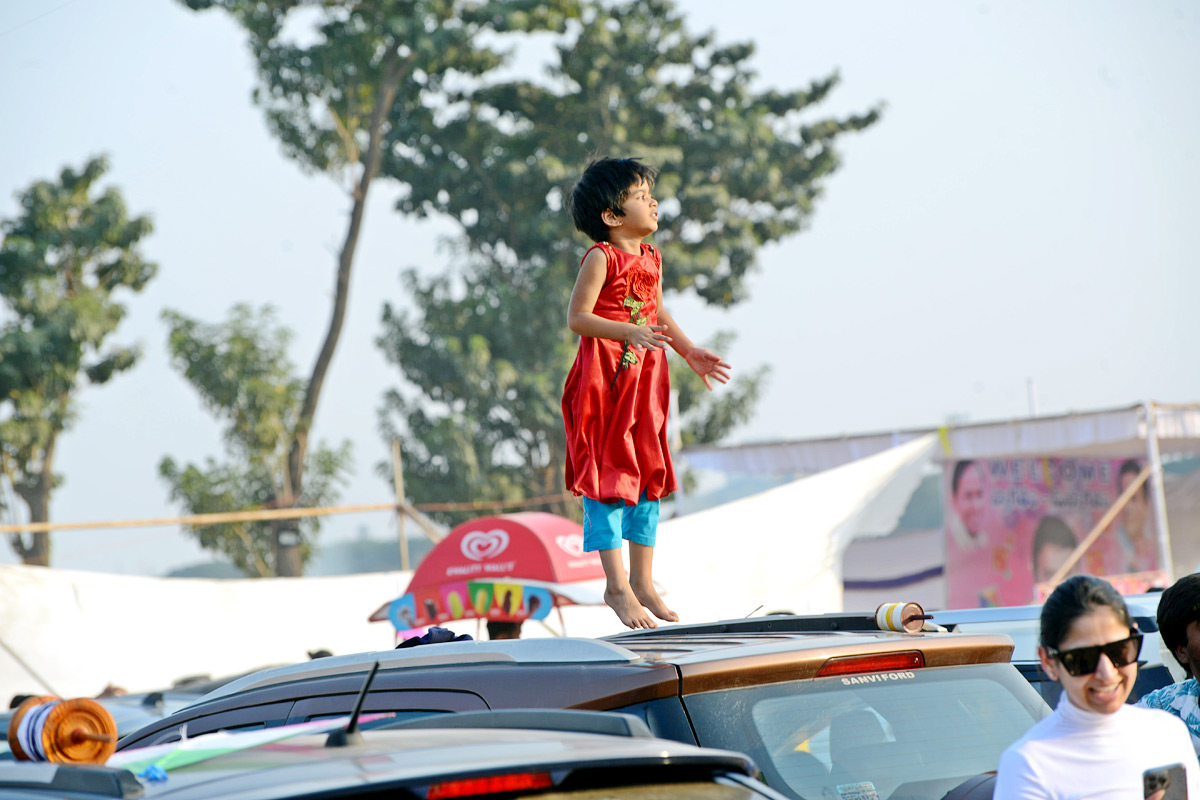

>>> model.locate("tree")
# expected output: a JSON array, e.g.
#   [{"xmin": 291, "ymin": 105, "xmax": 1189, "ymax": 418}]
[
  {"xmin": 177, "ymin": 0, "xmax": 578, "ymax": 574},
  {"xmin": 376, "ymin": 0, "xmax": 879, "ymax": 524},
  {"xmin": 159, "ymin": 304, "xmax": 352, "ymax": 576},
  {"xmin": 0, "ymin": 156, "xmax": 156, "ymax": 565}
]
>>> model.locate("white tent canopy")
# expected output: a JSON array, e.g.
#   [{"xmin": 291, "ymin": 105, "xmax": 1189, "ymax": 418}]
[
  {"xmin": 0, "ymin": 436, "xmax": 937, "ymax": 701},
  {"xmin": 0, "ymin": 568, "xmax": 406, "ymax": 700},
  {"xmin": 682, "ymin": 402, "xmax": 1200, "ymax": 597},
  {"xmin": 652, "ymin": 434, "xmax": 936, "ymax": 619},
  {"xmin": 684, "ymin": 402, "xmax": 1200, "ymax": 474}
]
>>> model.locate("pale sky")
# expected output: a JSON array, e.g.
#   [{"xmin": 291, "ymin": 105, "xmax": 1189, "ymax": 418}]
[{"xmin": 1, "ymin": 0, "xmax": 1197, "ymax": 576}]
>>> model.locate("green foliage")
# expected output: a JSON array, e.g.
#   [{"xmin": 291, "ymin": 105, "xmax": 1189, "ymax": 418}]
[
  {"xmin": 180, "ymin": 0, "xmax": 580, "ymax": 184},
  {"xmin": 159, "ymin": 305, "xmax": 352, "ymax": 575},
  {"xmin": 377, "ymin": 0, "xmax": 878, "ymax": 523},
  {"xmin": 162, "ymin": 306, "xmax": 303, "ymax": 459},
  {"xmin": 177, "ymin": 0, "xmax": 582, "ymax": 569},
  {"xmin": 0, "ymin": 156, "xmax": 155, "ymax": 564}
]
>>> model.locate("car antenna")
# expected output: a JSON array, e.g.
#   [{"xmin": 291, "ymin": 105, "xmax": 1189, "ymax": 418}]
[
  {"xmin": 744, "ymin": 604, "xmax": 763, "ymax": 618},
  {"xmin": 325, "ymin": 661, "xmax": 380, "ymax": 748}
]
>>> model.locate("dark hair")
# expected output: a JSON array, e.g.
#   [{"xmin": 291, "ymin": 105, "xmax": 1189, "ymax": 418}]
[
  {"xmin": 1157, "ymin": 574, "xmax": 1200, "ymax": 668},
  {"xmin": 1040, "ymin": 575, "xmax": 1133, "ymax": 650},
  {"xmin": 568, "ymin": 157, "xmax": 658, "ymax": 242},
  {"xmin": 1118, "ymin": 459, "xmax": 1150, "ymax": 499},
  {"xmin": 951, "ymin": 460, "xmax": 979, "ymax": 496},
  {"xmin": 1032, "ymin": 516, "xmax": 1076, "ymax": 562},
  {"xmin": 487, "ymin": 620, "xmax": 522, "ymax": 639}
]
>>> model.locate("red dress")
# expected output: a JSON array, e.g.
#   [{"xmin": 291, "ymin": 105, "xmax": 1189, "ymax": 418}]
[{"xmin": 563, "ymin": 242, "xmax": 677, "ymax": 505}]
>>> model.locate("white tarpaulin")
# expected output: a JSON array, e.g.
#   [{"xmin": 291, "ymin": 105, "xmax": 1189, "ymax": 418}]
[
  {"xmin": 651, "ymin": 434, "xmax": 936, "ymax": 620},
  {"xmin": 684, "ymin": 403, "xmax": 1200, "ymax": 474},
  {"xmin": 0, "ymin": 435, "xmax": 936, "ymax": 700},
  {"xmin": 0, "ymin": 568, "xmax": 407, "ymax": 701}
]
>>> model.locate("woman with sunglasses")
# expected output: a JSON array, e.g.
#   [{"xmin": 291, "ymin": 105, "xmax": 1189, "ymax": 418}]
[{"xmin": 995, "ymin": 575, "xmax": 1199, "ymax": 799}]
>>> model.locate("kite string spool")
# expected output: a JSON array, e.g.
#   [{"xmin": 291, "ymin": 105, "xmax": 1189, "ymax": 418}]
[
  {"xmin": 7, "ymin": 695, "xmax": 117, "ymax": 764},
  {"xmin": 875, "ymin": 602, "xmax": 930, "ymax": 633}
]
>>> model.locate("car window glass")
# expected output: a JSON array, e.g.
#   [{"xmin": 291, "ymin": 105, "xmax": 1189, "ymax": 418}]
[
  {"xmin": 289, "ymin": 690, "xmax": 488, "ymax": 723},
  {"xmin": 121, "ymin": 700, "xmax": 295, "ymax": 749},
  {"xmin": 1133, "ymin": 665, "xmax": 1175, "ymax": 703},
  {"xmin": 530, "ymin": 782, "xmax": 763, "ymax": 799},
  {"xmin": 685, "ymin": 664, "xmax": 1047, "ymax": 800},
  {"xmin": 305, "ymin": 710, "xmax": 444, "ymax": 726}
]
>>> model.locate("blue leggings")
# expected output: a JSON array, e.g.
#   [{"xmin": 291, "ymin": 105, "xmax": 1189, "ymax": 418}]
[{"xmin": 582, "ymin": 491, "xmax": 660, "ymax": 552}]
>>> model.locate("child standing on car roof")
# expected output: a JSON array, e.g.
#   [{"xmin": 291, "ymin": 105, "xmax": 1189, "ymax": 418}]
[{"xmin": 562, "ymin": 157, "xmax": 731, "ymax": 630}]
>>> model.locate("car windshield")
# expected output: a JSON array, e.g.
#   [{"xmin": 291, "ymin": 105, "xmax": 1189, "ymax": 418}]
[{"xmin": 684, "ymin": 663, "xmax": 1048, "ymax": 800}]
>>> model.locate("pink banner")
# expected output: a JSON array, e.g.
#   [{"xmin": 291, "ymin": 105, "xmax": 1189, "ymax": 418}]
[{"xmin": 944, "ymin": 457, "xmax": 1159, "ymax": 608}]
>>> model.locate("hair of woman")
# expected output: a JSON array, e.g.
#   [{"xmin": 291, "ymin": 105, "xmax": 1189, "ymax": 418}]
[{"xmin": 1040, "ymin": 574, "xmax": 1133, "ymax": 650}]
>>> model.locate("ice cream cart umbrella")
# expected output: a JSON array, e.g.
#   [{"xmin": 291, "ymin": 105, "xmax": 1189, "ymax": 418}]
[{"xmin": 368, "ymin": 512, "xmax": 606, "ymax": 634}]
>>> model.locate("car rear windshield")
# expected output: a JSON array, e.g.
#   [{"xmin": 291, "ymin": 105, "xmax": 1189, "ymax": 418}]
[
  {"xmin": 533, "ymin": 782, "xmax": 766, "ymax": 800},
  {"xmin": 684, "ymin": 663, "xmax": 1049, "ymax": 800}
]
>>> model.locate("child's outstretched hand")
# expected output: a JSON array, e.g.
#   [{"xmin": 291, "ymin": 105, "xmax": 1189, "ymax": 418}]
[
  {"xmin": 685, "ymin": 347, "xmax": 732, "ymax": 390},
  {"xmin": 628, "ymin": 323, "xmax": 671, "ymax": 351}
]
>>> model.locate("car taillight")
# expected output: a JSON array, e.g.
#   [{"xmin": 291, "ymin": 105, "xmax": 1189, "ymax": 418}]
[
  {"xmin": 427, "ymin": 772, "xmax": 554, "ymax": 798},
  {"xmin": 815, "ymin": 650, "xmax": 925, "ymax": 677}
]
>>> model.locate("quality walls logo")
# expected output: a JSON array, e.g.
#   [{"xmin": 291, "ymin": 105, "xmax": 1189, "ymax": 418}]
[
  {"xmin": 555, "ymin": 534, "xmax": 586, "ymax": 558},
  {"xmin": 460, "ymin": 529, "xmax": 510, "ymax": 561}
]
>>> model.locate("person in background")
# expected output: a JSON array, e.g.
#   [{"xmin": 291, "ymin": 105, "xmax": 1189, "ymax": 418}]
[
  {"xmin": 950, "ymin": 460, "xmax": 987, "ymax": 547},
  {"xmin": 1137, "ymin": 573, "xmax": 1200, "ymax": 756},
  {"xmin": 487, "ymin": 620, "xmax": 522, "ymax": 640},
  {"xmin": 1032, "ymin": 516, "xmax": 1078, "ymax": 586},
  {"xmin": 945, "ymin": 459, "xmax": 1004, "ymax": 608},
  {"xmin": 995, "ymin": 575, "xmax": 1199, "ymax": 798},
  {"xmin": 1115, "ymin": 459, "xmax": 1157, "ymax": 574}
]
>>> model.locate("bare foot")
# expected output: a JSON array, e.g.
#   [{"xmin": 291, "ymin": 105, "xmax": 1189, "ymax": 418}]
[
  {"xmin": 632, "ymin": 581, "xmax": 678, "ymax": 623},
  {"xmin": 605, "ymin": 585, "xmax": 656, "ymax": 629}
]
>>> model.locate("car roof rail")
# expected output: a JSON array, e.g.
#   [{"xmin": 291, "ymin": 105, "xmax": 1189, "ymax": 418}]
[
  {"xmin": 606, "ymin": 612, "xmax": 900, "ymax": 639},
  {"xmin": 200, "ymin": 638, "xmax": 642, "ymax": 703},
  {"xmin": 931, "ymin": 606, "xmax": 1159, "ymax": 633},
  {"xmin": 378, "ymin": 709, "xmax": 654, "ymax": 739},
  {"xmin": 0, "ymin": 764, "xmax": 143, "ymax": 798}
]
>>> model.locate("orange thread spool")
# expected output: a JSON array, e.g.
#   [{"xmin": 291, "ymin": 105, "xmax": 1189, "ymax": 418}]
[{"xmin": 6, "ymin": 696, "xmax": 117, "ymax": 764}]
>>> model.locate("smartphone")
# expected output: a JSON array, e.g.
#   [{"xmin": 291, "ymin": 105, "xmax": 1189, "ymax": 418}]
[{"xmin": 1144, "ymin": 764, "xmax": 1187, "ymax": 800}]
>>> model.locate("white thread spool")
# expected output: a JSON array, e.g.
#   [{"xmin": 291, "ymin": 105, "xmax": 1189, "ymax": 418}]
[{"xmin": 875, "ymin": 602, "xmax": 926, "ymax": 633}]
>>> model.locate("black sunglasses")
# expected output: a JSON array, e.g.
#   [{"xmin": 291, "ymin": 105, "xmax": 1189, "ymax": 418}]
[{"xmin": 1048, "ymin": 633, "xmax": 1142, "ymax": 677}]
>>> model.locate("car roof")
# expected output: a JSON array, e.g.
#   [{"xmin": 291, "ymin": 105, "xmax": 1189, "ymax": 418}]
[
  {"xmin": 161, "ymin": 730, "xmax": 755, "ymax": 799},
  {"xmin": 201, "ymin": 614, "xmax": 1016, "ymax": 691},
  {"xmin": 182, "ymin": 612, "xmax": 1018, "ymax": 709},
  {"xmin": 928, "ymin": 597, "xmax": 1183, "ymax": 678},
  {"xmin": 2, "ymin": 714, "xmax": 764, "ymax": 800},
  {"xmin": 928, "ymin": 597, "xmax": 1162, "ymax": 628},
  {"xmin": 115, "ymin": 610, "xmax": 1027, "ymax": 752},
  {"xmin": 197, "ymin": 637, "xmax": 641, "ymax": 704}
]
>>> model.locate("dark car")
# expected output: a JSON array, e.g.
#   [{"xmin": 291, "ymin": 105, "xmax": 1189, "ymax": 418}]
[
  {"xmin": 115, "ymin": 612, "xmax": 1051, "ymax": 800},
  {"xmin": 0, "ymin": 708, "xmax": 788, "ymax": 799}
]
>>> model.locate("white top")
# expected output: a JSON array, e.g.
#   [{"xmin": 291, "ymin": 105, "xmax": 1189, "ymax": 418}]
[{"xmin": 995, "ymin": 694, "xmax": 1200, "ymax": 800}]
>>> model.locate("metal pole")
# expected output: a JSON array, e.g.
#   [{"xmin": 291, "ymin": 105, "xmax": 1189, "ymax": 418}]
[
  {"xmin": 1143, "ymin": 401, "xmax": 1175, "ymax": 578},
  {"xmin": 392, "ymin": 438, "xmax": 410, "ymax": 572},
  {"xmin": 1047, "ymin": 465, "xmax": 1150, "ymax": 587}
]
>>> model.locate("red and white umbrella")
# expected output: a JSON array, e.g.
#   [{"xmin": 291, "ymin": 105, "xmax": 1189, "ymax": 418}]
[{"xmin": 368, "ymin": 512, "xmax": 605, "ymax": 633}]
